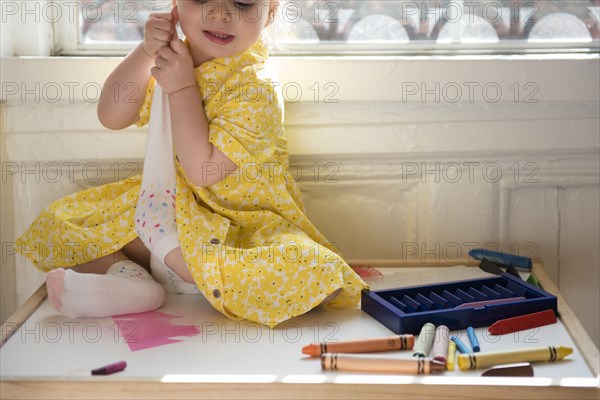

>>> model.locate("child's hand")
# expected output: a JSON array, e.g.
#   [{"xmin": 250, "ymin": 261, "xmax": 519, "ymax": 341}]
[
  {"xmin": 142, "ymin": 9, "xmax": 177, "ymax": 58},
  {"xmin": 151, "ymin": 7, "xmax": 196, "ymax": 95},
  {"xmin": 151, "ymin": 38, "xmax": 196, "ymax": 95}
]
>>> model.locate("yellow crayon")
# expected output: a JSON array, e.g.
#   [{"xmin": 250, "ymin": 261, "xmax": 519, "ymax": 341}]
[
  {"xmin": 446, "ymin": 341, "xmax": 456, "ymax": 371},
  {"xmin": 457, "ymin": 346, "xmax": 573, "ymax": 370}
]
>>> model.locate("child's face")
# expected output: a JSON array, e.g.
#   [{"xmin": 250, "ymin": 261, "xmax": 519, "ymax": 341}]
[{"xmin": 173, "ymin": 0, "xmax": 276, "ymax": 63}]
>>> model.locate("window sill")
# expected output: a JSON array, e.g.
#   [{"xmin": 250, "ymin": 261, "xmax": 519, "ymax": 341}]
[{"xmin": 1, "ymin": 54, "xmax": 598, "ymax": 104}]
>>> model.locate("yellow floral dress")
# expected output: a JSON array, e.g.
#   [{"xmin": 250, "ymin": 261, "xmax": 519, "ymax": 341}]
[{"xmin": 15, "ymin": 33, "xmax": 368, "ymax": 328}]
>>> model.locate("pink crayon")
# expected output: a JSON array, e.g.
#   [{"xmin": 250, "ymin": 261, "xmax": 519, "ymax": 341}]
[{"xmin": 431, "ymin": 325, "xmax": 450, "ymax": 364}]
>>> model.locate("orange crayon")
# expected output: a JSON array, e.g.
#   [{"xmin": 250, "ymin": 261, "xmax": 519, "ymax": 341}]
[
  {"xmin": 302, "ymin": 334, "xmax": 415, "ymax": 357},
  {"xmin": 321, "ymin": 354, "xmax": 446, "ymax": 375}
]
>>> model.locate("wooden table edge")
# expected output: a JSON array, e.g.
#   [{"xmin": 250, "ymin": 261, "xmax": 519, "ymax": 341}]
[
  {"xmin": 0, "ymin": 380, "xmax": 598, "ymax": 400},
  {"xmin": 1, "ymin": 283, "xmax": 47, "ymax": 348}
]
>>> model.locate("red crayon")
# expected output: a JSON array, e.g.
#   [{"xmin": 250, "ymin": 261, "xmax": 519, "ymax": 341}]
[
  {"xmin": 91, "ymin": 361, "xmax": 127, "ymax": 375},
  {"xmin": 488, "ymin": 309, "xmax": 556, "ymax": 335}
]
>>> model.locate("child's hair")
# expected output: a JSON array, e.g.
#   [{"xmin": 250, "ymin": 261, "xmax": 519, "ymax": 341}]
[{"xmin": 263, "ymin": 0, "xmax": 293, "ymax": 54}]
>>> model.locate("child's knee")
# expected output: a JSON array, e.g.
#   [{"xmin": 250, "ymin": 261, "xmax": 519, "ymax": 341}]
[{"xmin": 121, "ymin": 237, "xmax": 151, "ymax": 271}]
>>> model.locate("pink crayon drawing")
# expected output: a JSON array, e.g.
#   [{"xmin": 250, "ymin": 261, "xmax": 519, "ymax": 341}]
[
  {"xmin": 351, "ymin": 265, "xmax": 383, "ymax": 279},
  {"xmin": 112, "ymin": 311, "xmax": 201, "ymax": 352}
]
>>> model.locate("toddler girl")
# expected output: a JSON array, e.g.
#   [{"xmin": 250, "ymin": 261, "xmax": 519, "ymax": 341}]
[{"xmin": 16, "ymin": 0, "xmax": 367, "ymax": 328}]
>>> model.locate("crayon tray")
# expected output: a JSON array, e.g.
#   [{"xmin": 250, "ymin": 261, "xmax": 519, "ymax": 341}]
[{"xmin": 361, "ymin": 273, "xmax": 557, "ymax": 334}]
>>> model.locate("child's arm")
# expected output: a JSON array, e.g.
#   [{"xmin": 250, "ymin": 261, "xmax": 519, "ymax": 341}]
[
  {"xmin": 97, "ymin": 11, "xmax": 177, "ymax": 130},
  {"xmin": 168, "ymin": 86, "xmax": 237, "ymax": 188},
  {"xmin": 153, "ymin": 37, "xmax": 237, "ymax": 188},
  {"xmin": 96, "ymin": 44, "xmax": 154, "ymax": 130}
]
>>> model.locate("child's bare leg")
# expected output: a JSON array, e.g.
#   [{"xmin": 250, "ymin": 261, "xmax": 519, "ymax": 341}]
[
  {"xmin": 120, "ymin": 236, "xmax": 151, "ymax": 272},
  {"xmin": 164, "ymin": 247, "xmax": 194, "ymax": 283},
  {"xmin": 46, "ymin": 238, "xmax": 164, "ymax": 318},
  {"xmin": 69, "ymin": 250, "xmax": 129, "ymax": 275},
  {"xmin": 55, "ymin": 237, "xmax": 150, "ymax": 275}
]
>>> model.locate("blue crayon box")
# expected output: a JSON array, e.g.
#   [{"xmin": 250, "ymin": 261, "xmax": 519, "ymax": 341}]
[{"xmin": 361, "ymin": 273, "xmax": 557, "ymax": 334}]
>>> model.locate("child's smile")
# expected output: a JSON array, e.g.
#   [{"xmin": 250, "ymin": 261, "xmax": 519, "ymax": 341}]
[
  {"xmin": 203, "ymin": 29, "xmax": 236, "ymax": 45},
  {"xmin": 174, "ymin": 0, "xmax": 276, "ymax": 67}
]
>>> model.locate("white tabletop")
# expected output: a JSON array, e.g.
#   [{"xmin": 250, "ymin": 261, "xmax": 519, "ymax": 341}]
[{"xmin": 1, "ymin": 266, "xmax": 597, "ymax": 389}]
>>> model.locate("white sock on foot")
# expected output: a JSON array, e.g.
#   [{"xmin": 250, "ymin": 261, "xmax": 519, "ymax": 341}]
[{"xmin": 46, "ymin": 261, "xmax": 166, "ymax": 318}]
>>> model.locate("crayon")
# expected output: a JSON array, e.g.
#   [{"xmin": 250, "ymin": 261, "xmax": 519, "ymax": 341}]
[
  {"xmin": 446, "ymin": 341, "xmax": 456, "ymax": 371},
  {"xmin": 526, "ymin": 273, "xmax": 542, "ymax": 289},
  {"xmin": 450, "ymin": 335, "xmax": 471, "ymax": 354},
  {"xmin": 481, "ymin": 362, "xmax": 534, "ymax": 377},
  {"xmin": 467, "ymin": 327, "xmax": 480, "ymax": 352},
  {"xmin": 413, "ymin": 322, "xmax": 436, "ymax": 357},
  {"xmin": 302, "ymin": 334, "xmax": 415, "ymax": 357},
  {"xmin": 457, "ymin": 346, "xmax": 573, "ymax": 370},
  {"xmin": 505, "ymin": 263, "xmax": 521, "ymax": 279},
  {"xmin": 431, "ymin": 325, "xmax": 450, "ymax": 364},
  {"xmin": 469, "ymin": 249, "xmax": 532, "ymax": 271},
  {"xmin": 488, "ymin": 309, "xmax": 556, "ymax": 335},
  {"xmin": 321, "ymin": 354, "xmax": 446, "ymax": 375},
  {"xmin": 454, "ymin": 297, "xmax": 525, "ymax": 310},
  {"xmin": 91, "ymin": 360, "xmax": 127, "ymax": 375}
]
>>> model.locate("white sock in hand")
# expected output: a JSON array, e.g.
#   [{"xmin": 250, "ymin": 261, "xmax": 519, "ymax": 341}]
[
  {"xmin": 46, "ymin": 260, "xmax": 166, "ymax": 318},
  {"xmin": 134, "ymin": 83, "xmax": 180, "ymax": 264}
]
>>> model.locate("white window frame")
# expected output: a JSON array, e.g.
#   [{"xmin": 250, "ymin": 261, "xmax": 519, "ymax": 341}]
[
  {"xmin": 48, "ymin": 0, "xmax": 600, "ymax": 57},
  {"xmin": 52, "ymin": 0, "xmax": 141, "ymax": 56},
  {"xmin": 1, "ymin": 0, "xmax": 596, "ymax": 56}
]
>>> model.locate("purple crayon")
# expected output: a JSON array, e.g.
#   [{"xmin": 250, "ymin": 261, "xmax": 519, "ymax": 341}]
[{"xmin": 91, "ymin": 361, "xmax": 127, "ymax": 375}]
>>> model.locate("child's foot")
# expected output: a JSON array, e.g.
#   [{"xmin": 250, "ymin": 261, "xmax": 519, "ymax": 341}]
[{"xmin": 46, "ymin": 261, "xmax": 166, "ymax": 318}]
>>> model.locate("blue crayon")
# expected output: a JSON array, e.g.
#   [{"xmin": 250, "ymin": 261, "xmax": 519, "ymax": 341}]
[
  {"xmin": 466, "ymin": 326, "xmax": 480, "ymax": 352},
  {"xmin": 450, "ymin": 335, "xmax": 471, "ymax": 354},
  {"xmin": 469, "ymin": 249, "xmax": 532, "ymax": 271}
]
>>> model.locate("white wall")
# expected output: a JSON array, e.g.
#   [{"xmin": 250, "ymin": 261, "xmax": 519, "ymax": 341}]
[{"xmin": 1, "ymin": 55, "xmax": 598, "ymax": 348}]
